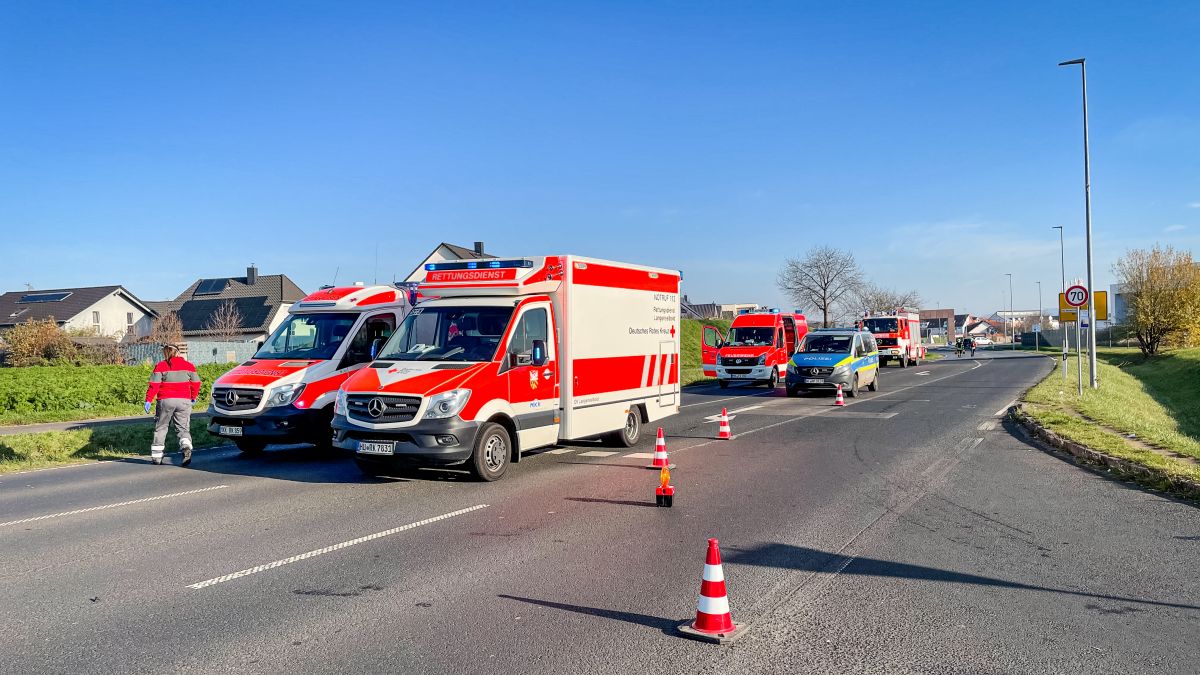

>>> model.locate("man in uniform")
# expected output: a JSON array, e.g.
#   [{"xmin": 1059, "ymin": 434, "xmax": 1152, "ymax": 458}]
[{"xmin": 145, "ymin": 344, "xmax": 202, "ymax": 466}]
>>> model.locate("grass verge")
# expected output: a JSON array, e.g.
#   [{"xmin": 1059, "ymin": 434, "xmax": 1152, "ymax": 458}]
[
  {"xmin": 1021, "ymin": 347, "xmax": 1200, "ymax": 483},
  {"xmin": 0, "ymin": 419, "xmax": 226, "ymax": 474}
]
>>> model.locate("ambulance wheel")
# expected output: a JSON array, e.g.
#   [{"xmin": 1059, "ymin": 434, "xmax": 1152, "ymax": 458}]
[
  {"xmin": 766, "ymin": 371, "xmax": 778, "ymax": 388},
  {"xmin": 606, "ymin": 411, "xmax": 642, "ymax": 447},
  {"xmin": 235, "ymin": 439, "xmax": 266, "ymax": 454},
  {"xmin": 900, "ymin": 356, "xmax": 909, "ymax": 368},
  {"xmin": 848, "ymin": 375, "xmax": 860, "ymax": 398},
  {"xmin": 868, "ymin": 373, "xmax": 879, "ymax": 392},
  {"xmin": 718, "ymin": 380, "xmax": 729, "ymax": 389},
  {"xmin": 469, "ymin": 422, "xmax": 510, "ymax": 482}
]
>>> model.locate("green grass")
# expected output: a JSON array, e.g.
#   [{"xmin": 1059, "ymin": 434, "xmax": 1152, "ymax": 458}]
[
  {"xmin": 1022, "ymin": 347, "xmax": 1200, "ymax": 482},
  {"xmin": 680, "ymin": 318, "xmax": 731, "ymax": 387},
  {"xmin": 923, "ymin": 351, "xmax": 944, "ymax": 361},
  {"xmin": 0, "ymin": 419, "xmax": 227, "ymax": 473}
]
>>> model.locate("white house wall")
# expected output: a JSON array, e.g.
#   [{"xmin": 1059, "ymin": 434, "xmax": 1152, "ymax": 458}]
[{"xmin": 62, "ymin": 292, "xmax": 154, "ymax": 339}]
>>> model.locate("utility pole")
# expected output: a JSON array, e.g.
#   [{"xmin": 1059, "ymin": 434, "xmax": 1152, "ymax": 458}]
[{"xmin": 1060, "ymin": 57, "xmax": 1098, "ymax": 388}]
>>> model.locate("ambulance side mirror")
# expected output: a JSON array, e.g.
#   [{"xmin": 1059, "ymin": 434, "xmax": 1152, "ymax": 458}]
[
  {"xmin": 369, "ymin": 338, "xmax": 384, "ymax": 360},
  {"xmin": 531, "ymin": 340, "xmax": 548, "ymax": 367}
]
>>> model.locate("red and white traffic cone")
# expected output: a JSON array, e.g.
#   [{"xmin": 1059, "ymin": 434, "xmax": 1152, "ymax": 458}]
[
  {"xmin": 717, "ymin": 408, "xmax": 732, "ymax": 440},
  {"xmin": 834, "ymin": 383, "xmax": 845, "ymax": 407},
  {"xmin": 647, "ymin": 427, "xmax": 675, "ymax": 469},
  {"xmin": 678, "ymin": 538, "xmax": 745, "ymax": 643}
]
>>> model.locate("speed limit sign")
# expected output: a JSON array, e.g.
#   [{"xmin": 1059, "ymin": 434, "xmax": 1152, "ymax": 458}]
[{"xmin": 1065, "ymin": 285, "xmax": 1089, "ymax": 308}]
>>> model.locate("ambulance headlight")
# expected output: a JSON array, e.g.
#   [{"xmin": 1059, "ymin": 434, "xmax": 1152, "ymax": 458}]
[
  {"xmin": 265, "ymin": 383, "xmax": 306, "ymax": 408},
  {"xmin": 335, "ymin": 389, "xmax": 348, "ymax": 416},
  {"xmin": 424, "ymin": 389, "xmax": 471, "ymax": 419}
]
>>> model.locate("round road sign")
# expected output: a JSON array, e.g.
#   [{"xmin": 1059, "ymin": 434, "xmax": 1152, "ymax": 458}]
[{"xmin": 1065, "ymin": 285, "xmax": 1089, "ymax": 308}]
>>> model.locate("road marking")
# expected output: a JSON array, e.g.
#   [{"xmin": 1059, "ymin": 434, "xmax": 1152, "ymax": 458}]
[
  {"xmin": 680, "ymin": 389, "xmax": 775, "ymax": 409},
  {"xmin": 545, "ymin": 448, "xmax": 576, "ymax": 455},
  {"xmin": 701, "ymin": 404, "xmax": 763, "ymax": 423},
  {"xmin": 824, "ymin": 411, "xmax": 898, "ymax": 419},
  {"xmin": 0, "ymin": 485, "xmax": 229, "ymax": 528},
  {"xmin": 578, "ymin": 451, "xmax": 618, "ymax": 458},
  {"xmin": 994, "ymin": 400, "xmax": 1017, "ymax": 416},
  {"xmin": 623, "ymin": 452, "xmax": 654, "ymax": 459},
  {"xmin": 187, "ymin": 504, "xmax": 489, "ymax": 590},
  {"xmin": 914, "ymin": 371, "xmax": 931, "ymax": 376},
  {"xmin": 978, "ymin": 421, "xmax": 997, "ymax": 431}
]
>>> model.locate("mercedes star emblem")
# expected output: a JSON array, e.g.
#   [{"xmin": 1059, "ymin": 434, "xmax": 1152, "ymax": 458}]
[
  {"xmin": 367, "ymin": 398, "xmax": 387, "ymax": 418},
  {"xmin": 225, "ymin": 390, "xmax": 239, "ymax": 406},
  {"xmin": 810, "ymin": 367, "xmax": 822, "ymax": 376}
]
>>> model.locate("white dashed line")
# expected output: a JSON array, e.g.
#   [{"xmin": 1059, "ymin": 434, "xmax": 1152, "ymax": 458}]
[
  {"xmin": 623, "ymin": 452, "xmax": 654, "ymax": 459},
  {"xmin": 545, "ymin": 448, "xmax": 576, "ymax": 454},
  {"xmin": 187, "ymin": 504, "xmax": 489, "ymax": 589},
  {"xmin": 0, "ymin": 485, "xmax": 229, "ymax": 528},
  {"xmin": 978, "ymin": 421, "xmax": 997, "ymax": 431},
  {"xmin": 578, "ymin": 451, "xmax": 619, "ymax": 458}
]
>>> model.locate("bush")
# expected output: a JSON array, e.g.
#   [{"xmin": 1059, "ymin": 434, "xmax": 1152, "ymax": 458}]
[{"xmin": 1, "ymin": 319, "xmax": 78, "ymax": 366}]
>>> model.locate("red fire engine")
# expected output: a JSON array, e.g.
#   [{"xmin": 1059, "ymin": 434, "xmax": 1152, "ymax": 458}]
[
  {"xmin": 701, "ymin": 310, "xmax": 808, "ymax": 388},
  {"xmin": 862, "ymin": 308, "xmax": 925, "ymax": 368}
]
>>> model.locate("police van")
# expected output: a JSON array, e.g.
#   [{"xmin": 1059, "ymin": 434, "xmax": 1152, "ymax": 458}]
[{"xmin": 785, "ymin": 328, "xmax": 879, "ymax": 398}]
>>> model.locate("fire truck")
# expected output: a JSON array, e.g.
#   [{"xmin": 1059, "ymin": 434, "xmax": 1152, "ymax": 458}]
[
  {"xmin": 332, "ymin": 255, "xmax": 681, "ymax": 481},
  {"xmin": 702, "ymin": 311, "xmax": 808, "ymax": 388},
  {"xmin": 207, "ymin": 285, "xmax": 408, "ymax": 453},
  {"xmin": 862, "ymin": 308, "xmax": 925, "ymax": 368}
]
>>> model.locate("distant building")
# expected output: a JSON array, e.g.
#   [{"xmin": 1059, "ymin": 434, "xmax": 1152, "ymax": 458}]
[
  {"xmin": 0, "ymin": 285, "xmax": 157, "ymax": 339},
  {"xmin": 919, "ymin": 309, "xmax": 956, "ymax": 340},
  {"xmin": 1110, "ymin": 283, "xmax": 1128, "ymax": 324},
  {"xmin": 152, "ymin": 266, "xmax": 306, "ymax": 343},
  {"xmin": 404, "ymin": 242, "xmax": 495, "ymax": 283}
]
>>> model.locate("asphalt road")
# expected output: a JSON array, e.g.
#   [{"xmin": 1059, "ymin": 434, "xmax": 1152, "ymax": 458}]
[{"xmin": 2, "ymin": 350, "xmax": 1196, "ymax": 674}]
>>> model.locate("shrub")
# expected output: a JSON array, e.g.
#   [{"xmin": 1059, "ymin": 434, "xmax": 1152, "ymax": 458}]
[{"xmin": 1, "ymin": 318, "xmax": 78, "ymax": 366}]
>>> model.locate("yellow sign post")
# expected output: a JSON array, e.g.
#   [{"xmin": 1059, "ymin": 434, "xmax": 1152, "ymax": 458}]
[{"xmin": 1058, "ymin": 290, "xmax": 1107, "ymax": 322}]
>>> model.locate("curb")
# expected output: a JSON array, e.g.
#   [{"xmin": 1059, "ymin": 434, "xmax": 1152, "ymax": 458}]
[{"xmin": 1007, "ymin": 403, "xmax": 1200, "ymax": 501}]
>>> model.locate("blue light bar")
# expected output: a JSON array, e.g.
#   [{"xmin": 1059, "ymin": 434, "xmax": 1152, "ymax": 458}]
[{"xmin": 424, "ymin": 259, "xmax": 535, "ymax": 272}]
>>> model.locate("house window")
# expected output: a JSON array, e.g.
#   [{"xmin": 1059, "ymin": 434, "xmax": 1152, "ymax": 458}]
[{"xmin": 92, "ymin": 311, "xmax": 101, "ymax": 332}]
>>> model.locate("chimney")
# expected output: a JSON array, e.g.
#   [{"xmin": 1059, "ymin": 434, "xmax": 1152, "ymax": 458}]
[
  {"xmin": 473, "ymin": 241, "xmax": 485, "ymax": 256},
  {"xmin": 247, "ymin": 264, "xmax": 258, "ymax": 285}
]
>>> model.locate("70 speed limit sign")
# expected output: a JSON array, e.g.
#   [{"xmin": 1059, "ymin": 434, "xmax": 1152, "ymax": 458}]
[{"xmin": 1064, "ymin": 285, "xmax": 1089, "ymax": 308}]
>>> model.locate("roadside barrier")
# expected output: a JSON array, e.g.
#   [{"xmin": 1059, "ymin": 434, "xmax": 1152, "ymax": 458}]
[
  {"xmin": 834, "ymin": 384, "xmax": 845, "ymax": 407},
  {"xmin": 647, "ymin": 427, "xmax": 675, "ymax": 469},
  {"xmin": 717, "ymin": 408, "xmax": 733, "ymax": 440},
  {"xmin": 678, "ymin": 538, "xmax": 745, "ymax": 643}
]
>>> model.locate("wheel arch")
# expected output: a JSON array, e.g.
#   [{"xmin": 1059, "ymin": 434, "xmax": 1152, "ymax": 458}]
[{"xmin": 484, "ymin": 413, "xmax": 521, "ymax": 463}]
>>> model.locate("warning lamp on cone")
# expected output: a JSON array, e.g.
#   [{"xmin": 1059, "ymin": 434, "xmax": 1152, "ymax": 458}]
[{"xmin": 655, "ymin": 465, "xmax": 675, "ymax": 507}]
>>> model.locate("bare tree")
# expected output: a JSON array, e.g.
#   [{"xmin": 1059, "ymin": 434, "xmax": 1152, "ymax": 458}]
[
  {"xmin": 1112, "ymin": 245, "xmax": 1200, "ymax": 355},
  {"xmin": 205, "ymin": 299, "xmax": 244, "ymax": 341},
  {"xmin": 846, "ymin": 283, "xmax": 922, "ymax": 318},
  {"xmin": 149, "ymin": 310, "xmax": 184, "ymax": 345},
  {"xmin": 777, "ymin": 246, "xmax": 863, "ymax": 327}
]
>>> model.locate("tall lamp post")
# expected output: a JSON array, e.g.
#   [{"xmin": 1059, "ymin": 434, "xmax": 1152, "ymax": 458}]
[
  {"xmin": 1053, "ymin": 225, "xmax": 1066, "ymax": 381},
  {"xmin": 1006, "ymin": 273, "xmax": 1014, "ymax": 349},
  {"xmin": 1059, "ymin": 57, "xmax": 1098, "ymax": 388}
]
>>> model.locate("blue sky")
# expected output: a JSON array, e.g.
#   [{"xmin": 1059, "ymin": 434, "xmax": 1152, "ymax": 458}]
[{"xmin": 2, "ymin": 2, "xmax": 1197, "ymax": 316}]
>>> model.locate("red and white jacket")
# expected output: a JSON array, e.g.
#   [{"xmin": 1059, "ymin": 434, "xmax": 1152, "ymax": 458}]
[{"xmin": 145, "ymin": 358, "xmax": 202, "ymax": 402}]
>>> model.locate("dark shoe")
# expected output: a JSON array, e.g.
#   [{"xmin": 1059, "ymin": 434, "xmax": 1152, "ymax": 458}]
[
  {"xmin": 181, "ymin": 449, "xmax": 192, "ymax": 467},
  {"xmin": 152, "ymin": 458, "xmax": 163, "ymax": 465}
]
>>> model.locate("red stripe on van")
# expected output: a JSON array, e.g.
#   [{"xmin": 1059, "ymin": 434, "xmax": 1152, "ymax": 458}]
[{"xmin": 572, "ymin": 262, "xmax": 680, "ymax": 293}]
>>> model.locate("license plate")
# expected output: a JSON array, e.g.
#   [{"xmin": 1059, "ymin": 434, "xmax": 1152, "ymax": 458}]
[
  {"xmin": 732, "ymin": 373, "xmax": 755, "ymax": 379},
  {"xmin": 358, "ymin": 441, "xmax": 395, "ymax": 455},
  {"xmin": 804, "ymin": 378, "xmax": 824, "ymax": 384},
  {"xmin": 218, "ymin": 425, "xmax": 243, "ymax": 436}
]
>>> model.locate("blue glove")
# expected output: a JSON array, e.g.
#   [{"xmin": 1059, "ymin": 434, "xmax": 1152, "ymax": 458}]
[{"xmin": 144, "ymin": 402, "xmax": 152, "ymax": 414}]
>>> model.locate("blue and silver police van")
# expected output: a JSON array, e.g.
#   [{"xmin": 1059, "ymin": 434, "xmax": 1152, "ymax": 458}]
[{"xmin": 785, "ymin": 328, "xmax": 879, "ymax": 397}]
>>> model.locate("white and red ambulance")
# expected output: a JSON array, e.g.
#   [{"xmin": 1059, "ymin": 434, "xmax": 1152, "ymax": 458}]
[
  {"xmin": 207, "ymin": 285, "xmax": 408, "ymax": 452},
  {"xmin": 862, "ymin": 308, "xmax": 925, "ymax": 367},
  {"xmin": 332, "ymin": 255, "xmax": 681, "ymax": 481},
  {"xmin": 702, "ymin": 311, "xmax": 808, "ymax": 389}
]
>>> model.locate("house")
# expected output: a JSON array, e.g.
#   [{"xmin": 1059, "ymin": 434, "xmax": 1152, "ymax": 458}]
[
  {"xmin": 681, "ymin": 296, "xmax": 721, "ymax": 320},
  {"xmin": 403, "ymin": 242, "xmax": 495, "ymax": 283},
  {"xmin": 0, "ymin": 285, "xmax": 157, "ymax": 339},
  {"xmin": 153, "ymin": 266, "xmax": 306, "ymax": 343}
]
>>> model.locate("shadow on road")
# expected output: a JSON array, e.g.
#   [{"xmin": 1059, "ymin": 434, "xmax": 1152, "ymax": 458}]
[
  {"xmin": 724, "ymin": 542, "xmax": 1200, "ymax": 610},
  {"xmin": 563, "ymin": 496, "xmax": 657, "ymax": 508},
  {"xmin": 497, "ymin": 594, "xmax": 680, "ymax": 633}
]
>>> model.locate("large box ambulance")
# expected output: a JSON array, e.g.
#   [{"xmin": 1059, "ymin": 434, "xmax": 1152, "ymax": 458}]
[
  {"xmin": 331, "ymin": 255, "xmax": 681, "ymax": 481},
  {"xmin": 207, "ymin": 285, "xmax": 408, "ymax": 452}
]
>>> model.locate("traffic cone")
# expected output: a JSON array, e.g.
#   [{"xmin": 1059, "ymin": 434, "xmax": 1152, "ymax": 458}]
[
  {"xmin": 678, "ymin": 538, "xmax": 745, "ymax": 644},
  {"xmin": 834, "ymin": 383, "xmax": 845, "ymax": 406},
  {"xmin": 717, "ymin": 408, "xmax": 732, "ymax": 440},
  {"xmin": 655, "ymin": 465, "xmax": 675, "ymax": 507},
  {"xmin": 647, "ymin": 427, "xmax": 675, "ymax": 469}
]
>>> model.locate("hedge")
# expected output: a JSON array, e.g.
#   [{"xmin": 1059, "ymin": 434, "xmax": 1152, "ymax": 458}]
[{"xmin": 0, "ymin": 363, "xmax": 237, "ymax": 415}]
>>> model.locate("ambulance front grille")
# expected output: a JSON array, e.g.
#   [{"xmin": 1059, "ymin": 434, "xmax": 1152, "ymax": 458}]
[
  {"xmin": 347, "ymin": 394, "xmax": 423, "ymax": 424},
  {"xmin": 212, "ymin": 387, "xmax": 263, "ymax": 412}
]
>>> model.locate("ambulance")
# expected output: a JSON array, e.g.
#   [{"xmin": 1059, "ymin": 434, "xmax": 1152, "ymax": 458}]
[
  {"xmin": 207, "ymin": 285, "xmax": 408, "ymax": 452},
  {"xmin": 861, "ymin": 308, "xmax": 925, "ymax": 368},
  {"xmin": 332, "ymin": 255, "xmax": 682, "ymax": 481},
  {"xmin": 702, "ymin": 311, "xmax": 808, "ymax": 389}
]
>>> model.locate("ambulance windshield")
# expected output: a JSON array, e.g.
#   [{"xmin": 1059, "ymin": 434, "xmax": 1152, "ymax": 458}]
[
  {"xmin": 378, "ymin": 306, "xmax": 516, "ymax": 362},
  {"xmin": 255, "ymin": 312, "xmax": 359, "ymax": 360},
  {"xmin": 863, "ymin": 318, "xmax": 899, "ymax": 333},
  {"xmin": 728, "ymin": 327, "xmax": 774, "ymax": 347}
]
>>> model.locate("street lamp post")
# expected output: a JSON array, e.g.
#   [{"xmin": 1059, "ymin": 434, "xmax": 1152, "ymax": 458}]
[
  {"xmin": 1060, "ymin": 57, "xmax": 1098, "ymax": 388},
  {"xmin": 1053, "ymin": 225, "xmax": 1066, "ymax": 381},
  {"xmin": 1006, "ymin": 273, "xmax": 1014, "ymax": 350}
]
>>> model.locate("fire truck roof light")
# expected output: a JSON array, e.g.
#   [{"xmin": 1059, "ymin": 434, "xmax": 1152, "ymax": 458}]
[{"xmin": 425, "ymin": 259, "xmax": 534, "ymax": 272}]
